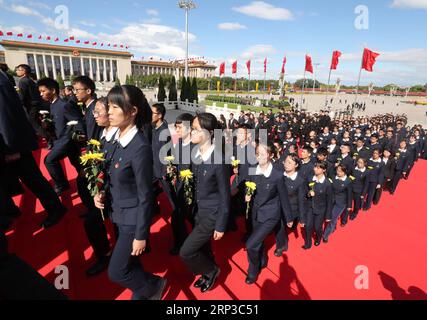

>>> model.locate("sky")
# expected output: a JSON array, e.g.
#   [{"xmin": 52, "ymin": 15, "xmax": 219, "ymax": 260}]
[{"xmin": 0, "ymin": 0, "xmax": 427, "ymax": 86}]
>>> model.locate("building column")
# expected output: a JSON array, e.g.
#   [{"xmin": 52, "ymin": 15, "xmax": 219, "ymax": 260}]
[
  {"xmin": 34, "ymin": 55, "xmax": 40, "ymax": 80},
  {"xmin": 42, "ymin": 54, "xmax": 48, "ymax": 77},
  {"xmin": 102, "ymin": 59, "xmax": 107, "ymax": 82},
  {"xmin": 60, "ymin": 56, "xmax": 65, "ymax": 79},
  {"xmin": 96, "ymin": 59, "xmax": 100, "ymax": 82},
  {"xmin": 81, "ymin": 57, "xmax": 85, "ymax": 75},
  {"xmin": 69, "ymin": 56, "xmax": 74, "ymax": 76},
  {"xmin": 89, "ymin": 57, "xmax": 93, "ymax": 79},
  {"xmin": 110, "ymin": 59, "xmax": 114, "ymax": 81}
]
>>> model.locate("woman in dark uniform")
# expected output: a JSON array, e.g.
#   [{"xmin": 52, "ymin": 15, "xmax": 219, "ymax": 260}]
[
  {"xmin": 301, "ymin": 161, "xmax": 333, "ymax": 250},
  {"xmin": 364, "ymin": 149, "xmax": 385, "ymax": 210},
  {"xmin": 94, "ymin": 85, "xmax": 166, "ymax": 300},
  {"xmin": 349, "ymin": 158, "xmax": 369, "ymax": 221},
  {"xmin": 323, "ymin": 164, "xmax": 352, "ymax": 243},
  {"xmin": 179, "ymin": 113, "xmax": 230, "ymax": 293},
  {"xmin": 245, "ymin": 142, "xmax": 292, "ymax": 284},
  {"xmin": 274, "ymin": 153, "xmax": 307, "ymax": 256}
]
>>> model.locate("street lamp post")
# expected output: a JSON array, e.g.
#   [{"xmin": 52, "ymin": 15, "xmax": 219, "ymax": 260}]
[{"xmin": 178, "ymin": 0, "xmax": 197, "ymax": 80}]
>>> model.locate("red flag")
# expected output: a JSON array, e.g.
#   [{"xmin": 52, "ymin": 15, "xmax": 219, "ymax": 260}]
[
  {"xmin": 120, "ymin": 45, "xmax": 124, "ymax": 48},
  {"xmin": 38, "ymin": 35, "xmax": 42, "ymax": 40},
  {"xmin": 305, "ymin": 54, "xmax": 313, "ymax": 73},
  {"xmin": 264, "ymin": 58, "xmax": 267, "ymax": 73},
  {"xmin": 92, "ymin": 42, "xmax": 97, "ymax": 46},
  {"xmin": 46, "ymin": 36, "xmax": 51, "ymax": 40},
  {"xmin": 84, "ymin": 41, "xmax": 90, "ymax": 44},
  {"xmin": 246, "ymin": 60, "xmax": 251, "ymax": 75},
  {"xmin": 7, "ymin": 32, "xmax": 13, "ymax": 36},
  {"xmin": 108, "ymin": 43, "xmax": 111, "ymax": 46},
  {"xmin": 281, "ymin": 56, "xmax": 287, "ymax": 74},
  {"xmin": 232, "ymin": 61, "xmax": 237, "ymax": 74},
  {"xmin": 362, "ymin": 48, "xmax": 380, "ymax": 72},
  {"xmin": 54, "ymin": 37, "xmax": 59, "ymax": 42},
  {"xmin": 69, "ymin": 36, "xmax": 75, "ymax": 40},
  {"xmin": 113, "ymin": 44, "xmax": 118, "ymax": 48},
  {"xmin": 330, "ymin": 50, "xmax": 342, "ymax": 70},
  {"xmin": 17, "ymin": 33, "xmax": 23, "ymax": 37},
  {"xmin": 64, "ymin": 38, "xmax": 69, "ymax": 42},
  {"xmin": 101, "ymin": 43, "xmax": 104, "ymax": 47},
  {"xmin": 0, "ymin": 31, "xmax": 3, "ymax": 36},
  {"xmin": 219, "ymin": 62, "xmax": 225, "ymax": 76},
  {"xmin": 76, "ymin": 40, "xmax": 81, "ymax": 44},
  {"xmin": 27, "ymin": 34, "xmax": 33, "ymax": 39}
]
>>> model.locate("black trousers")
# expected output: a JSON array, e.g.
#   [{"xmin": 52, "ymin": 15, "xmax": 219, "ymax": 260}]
[
  {"xmin": 364, "ymin": 182, "xmax": 378, "ymax": 210},
  {"xmin": 44, "ymin": 141, "xmax": 81, "ymax": 189},
  {"xmin": 391, "ymin": 170, "xmax": 403, "ymax": 193},
  {"xmin": 108, "ymin": 224, "xmax": 160, "ymax": 300},
  {"xmin": 274, "ymin": 213, "xmax": 299, "ymax": 251},
  {"xmin": 247, "ymin": 218, "xmax": 278, "ymax": 277},
  {"xmin": 0, "ymin": 152, "xmax": 66, "ymax": 217},
  {"xmin": 179, "ymin": 213, "xmax": 217, "ymax": 277},
  {"xmin": 351, "ymin": 192, "xmax": 364, "ymax": 219},
  {"xmin": 304, "ymin": 210, "xmax": 325, "ymax": 247}
]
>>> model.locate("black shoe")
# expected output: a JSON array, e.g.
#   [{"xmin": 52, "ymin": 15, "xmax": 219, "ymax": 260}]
[
  {"xmin": 323, "ymin": 238, "xmax": 328, "ymax": 244},
  {"xmin": 149, "ymin": 278, "xmax": 167, "ymax": 300},
  {"xmin": 349, "ymin": 215, "xmax": 356, "ymax": 221},
  {"xmin": 200, "ymin": 268, "xmax": 220, "ymax": 293},
  {"xmin": 245, "ymin": 275, "xmax": 257, "ymax": 285},
  {"xmin": 194, "ymin": 276, "xmax": 208, "ymax": 288},
  {"xmin": 341, "ymin": 223, "xmax": 347, "ymax": 227},
  {"xmin": 314, "ymin": 240, "xmax": 321, "ymax": 247},
  {"xmin": 169, "ymin": 246, "xmax": 181, "ymax": 256},
  {"xmin": 54, "ymin": 184, "xmax": 70, "ymax": 196},
  {"xmin": 274, "ymin": 247, "xmax": 287, "ymax": 257},
  {"xmin": 302, "ymin": 244, "xmax": 311, "ymax": 250},
  {"xmin": 86, "ymin": 256, "xmax": 110, "ymax": 277},
  {"xmin": 41, "ymin": 211, "xmax": 66, "ymax": 229}
]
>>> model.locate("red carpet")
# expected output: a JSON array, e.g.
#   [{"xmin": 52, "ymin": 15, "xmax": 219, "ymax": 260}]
[{"xmin": 6, "ymin": 148, "xmax": 427, "ymax": 300}]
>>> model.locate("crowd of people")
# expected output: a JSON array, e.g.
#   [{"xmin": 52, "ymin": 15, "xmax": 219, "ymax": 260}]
[{"xmin": 1, "ymin": 63, "xmax": 426, "ymax": 299}]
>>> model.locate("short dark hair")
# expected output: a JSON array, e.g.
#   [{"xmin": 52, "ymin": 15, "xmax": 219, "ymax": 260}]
[
  {"xmin": 17, "ymin": 64, "xmax": 32, "ymax": 75},
  {"xmin": 302, "ymin": 145, "xmax": 313, "ymax": 154},
  {"xmin": 317, "ymin": 147, "xmax": 329, "ymax": 157},
  {"xmin": 175, "ymin": 113, "xmax": 194, "ymax": 126},
  {"xmin": 336, "ymin": 164, "xmax": 348, "ymax": 175},
  {"xmin": 152, "ymin": 103, "xmax": 166, "ymax": 120},
  {"xmin": 73, "ymin": 75, "xmax": 96, "ymax": 96},
  {"xmin": 285, "ymin": 153, "xmax": 301, "ymax": 170},
  {"xmin": 314, "ymin": 161, "xmax": 328, "ymax": 171},
  {"xmin": 107, "ymin": 85, "xmax": 152, "ymax": 130},
  {"xmin": 37, "ymin": 78, "xmax": 59, "ymax": 94},
  {"xmin": 96, "ymin": 97, "xmax": 109, "ymax": 112}
]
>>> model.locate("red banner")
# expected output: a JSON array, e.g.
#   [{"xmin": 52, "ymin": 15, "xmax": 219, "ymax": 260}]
[
  {"xmin": 232, "ymin": 61, "xmax": 237, "ymax": 74},
  {"xmin": 219, "ymin": 62, "xmax": 225, "ymax": 76},
  {"xmin": 330, "ymin": 50, "xmax": 342, "ymax": 70},
  {"xmin": 246, "ymin": 60, "xmax": 251, "ymax": 75},
  {"xmin": 362, "ymin": 48, "xmax": 380, "ymax": 72},
  {"xmin": 305, "ymin": 54, "xmax": 313, "ymax": 73}
]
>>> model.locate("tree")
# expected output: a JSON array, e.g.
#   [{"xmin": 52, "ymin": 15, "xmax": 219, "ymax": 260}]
[
  {"xmin": 294, "ymin": 78, "xmax": 321, "ymax": 89},
  {"xmin": 191, "ymin": 77, "xmax": 199, "ymax": 103},
  {"xmin": 125, "ymin": 75, "xmax": 130, "ymax": 85},
  {"xmin": 168, "ymin": 76, "xmax": 178, "ymax": 102},
  {"xmin": 115, "ymin": 76, "xmax": 121, "ymax": 87},
  {"xmin": 56, "ymin": 73, "xmax": 65, "ymax": 90},
  {"xmin": 158, "ymin": 76, "xmax": 167, "ymax": 102},
  {"xmin": 180, "ymin": 77, "xmax": 188, "ymax": 102}
]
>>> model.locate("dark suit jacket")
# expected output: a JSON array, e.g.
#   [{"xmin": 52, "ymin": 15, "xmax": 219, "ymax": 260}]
[
  {"xmin": 83, "ymin": 100, "xmax": 101, "ymax": 140},
  {"xmin": 17, "ymin": 76, "xmax": 42, "ymax": 113},
  {"xmin": 283, "ymin": 173, "xmax": 307, "ymax": 221},
  {"xmin": 382, "ymin": 157, "xmax": 396, "ymax": 181},
  {"xmin": 350, "ymin": 168, "xmax": 369, "ymax": 196},
  {"xmin": 50, "ymin": 98, "xmax": 84, "ymax": 148},
  {"xmin": 249, "ymin": 167, "xmax": 292, "ymax": 223},
  {"xmin": 192, "ymin": 148, "xmax": 231, "ymax": 233},
  {"xmin": 0, "ymin": 70, "xmax": 38, "ymax": 155},
  {"xmin": 367, "ymin": 159, "xmax": 385, "ymax": 184},
  {"xmin": 152, "ymin": 121, "xmax": 172, "ymax": 180},
  {"xmin": 109, "ymin": 131, "xmax": 153, "ymax": 240},
  {"xmin": 332, "ymin": 177, "xmax": 353, "ymax": 208},
  {"xmin": 307, "ymin": 177, "xmax": 333, "ymax": 219}
]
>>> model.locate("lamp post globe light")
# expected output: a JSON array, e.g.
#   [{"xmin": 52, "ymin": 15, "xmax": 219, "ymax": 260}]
[{"xmin": 178, "ymin": 0, "xmax": 197, "ymax": 80}]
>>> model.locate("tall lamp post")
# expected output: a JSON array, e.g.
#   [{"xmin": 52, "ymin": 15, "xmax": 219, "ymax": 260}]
[{"xmin": 178, "ymin": 0, "xmax": 197, "ymax": 79}]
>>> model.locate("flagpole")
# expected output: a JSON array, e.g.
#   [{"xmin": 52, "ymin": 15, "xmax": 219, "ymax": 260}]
[
  {"xmin": 248, "ymin": 72, "xmax": 250, "ymax": 94},
  {"xmin": 301, "ymin": 70, "xmax": 306, "ymax": 111},
  {"xmin": 263, "ymin": 71, "xmax": 266, "ymax": 102},
  {"xmin": 325, "ymin": 67, "xmax": 332, "ymax": 108},
  {"xmin": 222, "ymin": 75, "xmax": 225, "ymax": 102}
]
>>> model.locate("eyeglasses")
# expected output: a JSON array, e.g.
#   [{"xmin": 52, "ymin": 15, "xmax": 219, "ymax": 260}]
[
  {"xmin": 93, "ymin": 111, "xmax": 106, "ymax": 117},
  {"xmin": 72, "ymin": 88, "xmax": 87, "ymax": 93}
]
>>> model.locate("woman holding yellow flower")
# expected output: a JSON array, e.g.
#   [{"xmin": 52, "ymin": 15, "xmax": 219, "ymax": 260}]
[
  {"xmin": 93, "ymin": 85, "xmax": 166, "ymax": 300},
  {"xmin": 244, "ymin": 142, "xmax": 292, "ymax": 285},
  {"xmin": 179, "ymin": 113, "xmax": 230, "ymax": 294}
]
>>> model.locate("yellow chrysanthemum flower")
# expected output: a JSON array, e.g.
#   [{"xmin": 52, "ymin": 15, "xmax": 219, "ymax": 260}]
[
  {"xmin": 80, "ymin": 153, "xmax": 105, "ymax": 166},
  {"xmin": 180, "ymin": 169, "xmax": 193, "ymax": 180},
  {"xmin": 309, "ymin": 182, "xmax": 316, "ymax": 188},
  {"xmin": 231, "ymin": 159, "xmax": 241, "ymax": 168},
  {"xmin": 245, "ymin": 181, "xmax": 257, "ymax": 192},
  {"xmin": 88, "ymin": 139, "xmax": 101, "ymax": 147},
  {"xmin": 164, "ymin": 156, "xmax": 175, "ymax": 163}
]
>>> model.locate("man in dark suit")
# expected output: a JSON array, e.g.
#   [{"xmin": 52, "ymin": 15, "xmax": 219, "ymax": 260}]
[
  {"xmin": 382, "ymin": 148, "xmax": 396, "ymax": 193},
  {"xmin": 72, "ymin": 76, "xmax": 101, "ymax": 140},
  {"xmin": 0, "ymin": 70, "xmax": 67, "ymax": 229},
  {"xmin": 38, "ymin": 78, "xmax": 84, "ymax": 196},
  {"xmin": 390, "ymin": 140, "xmax": 412, "ymax": 194},
  {"xmin": 228, "ymin": 113, "xmax": 239, "ymax": 130}
]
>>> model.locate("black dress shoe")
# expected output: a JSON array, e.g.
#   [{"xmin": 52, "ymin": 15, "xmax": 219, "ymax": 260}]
[
  {"xmin": 194, "ymin": 276, "xmax": 208, "ymax": 288},
  {"xmin": 302, "ymin": 244, "xmax": 311, "ymax": 250},
  {"xmin": 314, "ymin": 241, "xmax": 321, "ymax": 246},
  {"xmin": 323, "ymin": 238, "xmax": 329, "ymax": 243},
  {"xmin": 149, "ymin": 278, "xmax": 167, "ymax": 300},
  {"xmin": 200, "ymin": 268, "xmax": 220, "ymax": 293},
  {"xmin": 245, "ymin": 276, "xmax": 257, "ymax": 285},
  {"xmin": 274, "ymin": 247, "xmax": 287, "ymax": 257},
  {"xmin": 41, "ymin": 211, "xmax": 66, "ymax": 229},
  {"xmin": 86, "ymin": 256, "xmax": 110, "ymax": 277}
]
